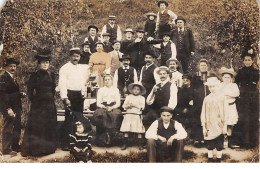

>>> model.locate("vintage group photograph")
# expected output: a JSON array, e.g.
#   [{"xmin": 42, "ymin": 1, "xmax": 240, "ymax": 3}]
[{"xmin": 0, "ymin": 0, "xmax": 259, "ymax": 164}]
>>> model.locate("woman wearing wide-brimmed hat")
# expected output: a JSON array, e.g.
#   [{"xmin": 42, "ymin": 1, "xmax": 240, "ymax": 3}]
[
  {"xmin": 218, "ymin": 67, "xmax": 240, "ymax": 149},
  {"xmin": 21, "ymin": 49, "xmax": 57, "ymax": 157}
]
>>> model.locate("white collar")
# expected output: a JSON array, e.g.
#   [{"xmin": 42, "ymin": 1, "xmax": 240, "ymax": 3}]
[
  {"xmin": 160, "ymin": 79, "xmax": 169, "ymax": 86},
  {"xmin": 178, "ymin": 28, "xmax": 184, "ymax": 32},
  {"xmin": 145, "ymin": 63, "xmax": 154, "ymax": 69},
  {"xmin": 6, "ymin": 71, "xmax": 13, "ymax": 78},
  {"xmin": 163, "ymin": 122, "xmax": 170, "ymax": 129}
]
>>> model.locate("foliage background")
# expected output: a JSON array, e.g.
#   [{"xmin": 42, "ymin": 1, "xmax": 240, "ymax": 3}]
[{"xmin": 0, "ymin": 0, "xmax": 259, "ymax": 154}]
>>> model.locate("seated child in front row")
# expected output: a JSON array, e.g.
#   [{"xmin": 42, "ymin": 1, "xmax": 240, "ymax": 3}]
[
  {"xmin": 69, "ymin": 121, "xmax": 93, "ymax": 163},
  {"xmin": 120, "ymin": 83, "xmax": 146, "ymax": 150}
]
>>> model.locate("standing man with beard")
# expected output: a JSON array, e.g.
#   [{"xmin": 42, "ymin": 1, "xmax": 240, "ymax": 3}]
[
  {"xmin": 0, "ymin": 58, "xmax": 26, "ymax": 155},
  {"xmin": 58, "ymin": 48, "xmax": 90, "ymax": 150},
  {"xmin": 144, "ymin": 66, "xmax": 177, "ymax": 129},
  {"xmin": 171, "ymin": 16, "xmax": 195, "ymax": 73}
]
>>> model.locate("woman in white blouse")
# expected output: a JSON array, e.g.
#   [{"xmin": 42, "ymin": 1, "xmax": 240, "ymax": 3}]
[{"xmin": 93, "ymin": 74, "xmax": 122, "ymax": 146}]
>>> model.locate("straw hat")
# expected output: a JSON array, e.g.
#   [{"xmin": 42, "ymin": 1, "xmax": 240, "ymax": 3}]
[
  {"xmin": 156, "ymin": 66, "xmax": 170, "ymax": 75},
  {"xmin": 128, "ymin": 82, "xmax": 146, "ymax": 95},
  {"xmin": 219, "ymin": 67, "xmax": 236, "ymax": 77}
]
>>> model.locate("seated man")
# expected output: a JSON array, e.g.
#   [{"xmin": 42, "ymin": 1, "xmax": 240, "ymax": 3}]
[{"xmin": 145, "ymin": 106, "xmax": 187, "ymax": 162}]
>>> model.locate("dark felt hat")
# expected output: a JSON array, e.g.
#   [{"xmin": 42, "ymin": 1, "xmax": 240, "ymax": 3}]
[
  {"xmin": 175, "ymin": 16, "xmax": 186, "ymax": 24},
  {"xmin": 69, "ymin": 47, "xmax": 82, "ymax": 55},
  {"xmin": 119, "ymin": 54, "xmax": 131, "ymax": 61},
  {"xmin": 240, "ymin": 50, "xmax": 255, "ymax": 59},
  {"xmin": 157, "ymin": 1, "xmax": 168, "ymax": 7},
  {"xmin": 124, "ymin": 28, "xmax": 134, "ymax": 34},
  {"xmin": 82, "ymin": 41, "xmax": 91, "ymax": 47},
  {"xmin": 95, "ymin": 40, "xmax": 105, "ymax": 46},
  {"xmin": 4, "ymin": 58, "xmax": 20, "ymax": 66},
  {"xmin": 182, "ymin": 74, "xmax": 192, "ymax": 80},
  {"xmin": 112, "ymin": 40, "xmax": 121, "ymax": 45},
  {"xmin": 160, "ymin": 106, "xmax": 173, "ymax": 114},
  {"xmin": 145, "ymin": 50, "xmax": 156, "ymax": 58},
  {"xmin": 163, "ymin": 32, "xmax": 171, "ymax": 37},
  {"xmin": 135, "ymin": 27, "xmax": 145, "ymax": 33},
  {"xmin": 34, "ymin": 48, "xmax": 52, "ymax": 62},
  {"xmin": 88, "ymin": 25, "xmax": 98, "ymax": 32},
  {"xmin": 128, "ymin": 82, "xmax": 146, "ymax": 95}
]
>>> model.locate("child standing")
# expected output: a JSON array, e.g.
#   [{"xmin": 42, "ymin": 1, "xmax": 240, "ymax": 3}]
[
  {"xmin": 201, "ymin": 77, "xmax": 227, "ymax": 162},
  {"xmin": 144, "ymin": 12, "xmax": 157, "ymax": 38},
  {"xmin": 120, "ymin": 83, "xmax": 146, "ymax": 150},
  {"xmin": 69, "ymin": 121, "xmax": 93, "ymax": 163},
  {"xmin": 219, "ymin": 67, "xmax": 240, "ymax": 149}
]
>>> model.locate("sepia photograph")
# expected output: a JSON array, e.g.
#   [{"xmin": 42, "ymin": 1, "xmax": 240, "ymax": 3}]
[{"xmin": 0, "ymin": 0, "xmax": 259, "ymax": 165}]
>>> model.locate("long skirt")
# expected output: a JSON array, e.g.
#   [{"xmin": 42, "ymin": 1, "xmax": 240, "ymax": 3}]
[{"xmin": 21, "ymin": 92, "xmax": 57, "ymax": 156}]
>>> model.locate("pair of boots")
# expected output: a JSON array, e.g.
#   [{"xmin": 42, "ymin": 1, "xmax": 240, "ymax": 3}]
[
  {"xmin": 208, "ymin": 158, "xmax": 221, "ymax": 163},
  {"xmin": 121, "ymin": 137, "xmax": 144, "ymax": 150}
]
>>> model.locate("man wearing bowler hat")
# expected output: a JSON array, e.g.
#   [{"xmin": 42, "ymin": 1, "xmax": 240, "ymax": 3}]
[
  {"xmin": 84, "ymin": 25, "xmax": 99, "ymax": 53},
  {"xmin": 102, "ymin": 32, "xmax": 113, "ymax": 53},
  {"xmin": 155, "ymin": 1, "xmax": 177, "ymax": 39},
  {"xmin": 171, "ymin": 16, "xmax": 195, "ymax": 73},
  {"xmin": 127, "ymin": 26, "xmax": 162, "ymax": 76},
  {"xmin": 101, "ymin": 15, "xmax": 122, "ymax": 43},
  {"xmin": 0, "ymin": 58, "xmax": 25, "ymax": 155}
]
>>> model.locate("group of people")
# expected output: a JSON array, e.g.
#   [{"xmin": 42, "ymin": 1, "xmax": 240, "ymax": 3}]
[{"xmin": 0, "ymin": 0, "xmax": 259, "ymax": 163}]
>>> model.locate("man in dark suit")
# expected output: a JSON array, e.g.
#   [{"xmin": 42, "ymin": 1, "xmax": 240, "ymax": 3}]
[
  {"xmin": 171, "ymin": 16, "xmax": 195, "ymax": 73},
  {"xmin": 127, "ymin": 27, "xmax": 162, "ymax": 76},
  {"xmin": 84, "ymin": 25, "xmax": 99, "ymax": 53},
  {"xmin": 0, "ymin": 58, "xmax": 25, "ymax": 155}
]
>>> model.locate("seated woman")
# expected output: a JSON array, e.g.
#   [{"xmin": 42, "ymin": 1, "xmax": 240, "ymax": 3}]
[{"xmin": 93, "ymin": 74, "xmax": 122, "ymax": 146}]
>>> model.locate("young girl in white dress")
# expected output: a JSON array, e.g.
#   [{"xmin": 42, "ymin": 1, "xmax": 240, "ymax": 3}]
[
  {"xmin": 219, "ymin": 67, "xmax": 240, "ymax": 148},
  {"xmin": 120, "ymin": 82, "xmax": 146, "ymax": 150}
]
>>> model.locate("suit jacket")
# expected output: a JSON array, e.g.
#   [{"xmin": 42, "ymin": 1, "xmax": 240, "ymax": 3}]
[
  {"xmin": 0, "ymin": 72, "xmax": 22, "ymax": 116},
  {"xmin": 171, "ymin": 27, "xmax": 195, "ymax": 54},
  {"xmin": 127, "ymin": 38, "xmax": 163, "ymax": 69},
  {"xmin": 110, "ymin": 50, "xmax": 123, "ymax": 76}
]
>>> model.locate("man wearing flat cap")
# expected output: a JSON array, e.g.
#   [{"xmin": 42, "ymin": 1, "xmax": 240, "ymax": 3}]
[
  {"xmin": 101, "ymin": 15, "xmax": 122, "ymax": 43},
  {"xmin": 145, "ymin": 106, "xmax": 187, "ymax": 162},
  {"xmin": 155, "ymin": 1, "xmax": 177, "ymax": 39},
  {"xmin": 120, "ymin": 28, "xmax": 134, "ymax": 54},
  {"xmin": 127, "ymin": 26, "xmax": 162, "ymax": 75},
  {"xmin": 84, "ymin": 25, "xmax": 99, "ymax": 53},
  {"xmin": 171, "ymin": 16, "xmax": 195, "ymax": 73},
  {"xmin": 0, "ymin": 58, "xmax": 25, "ymax": 155},
  {"xmin": 144, "ymin": 66, "xmax": 177, "ymax": 129},
  {"xmin": 58, "ymin": 47, "xmax": 90, "ymax": 150}
]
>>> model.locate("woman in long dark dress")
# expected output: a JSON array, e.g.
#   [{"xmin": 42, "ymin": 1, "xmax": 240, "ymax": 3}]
[
  {"xmin": 21, "ymin": 51, "xmax": 57, "ymax": 156},
  {"xmin": 234, "ymin": 51, "xmax": 259, "ymax": 148}
]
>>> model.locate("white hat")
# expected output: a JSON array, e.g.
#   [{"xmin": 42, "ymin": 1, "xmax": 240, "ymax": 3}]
[
  {"xmin": 219, "ymin": 67, "xmax": 236, "ymax": 77},
  {"xmin": 205, "ymin": 77, "xmax": 220, "ymax": 86}
]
